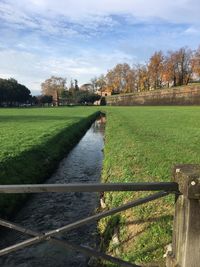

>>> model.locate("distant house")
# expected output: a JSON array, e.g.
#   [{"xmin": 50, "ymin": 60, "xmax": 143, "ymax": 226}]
[
  {"xmin": 96, "ymin": 89, "xmax": 113, "ymax": 97},
  {"xmin": 80, "ymin": 83, "xmax": 93, "ymax": 92}
]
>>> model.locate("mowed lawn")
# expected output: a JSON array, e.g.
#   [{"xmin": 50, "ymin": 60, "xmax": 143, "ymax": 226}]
[
  {"xmin": 0, "ymin": 107, "xmax": 97, "ymax": 163},
  {"xmin": 1, "ymin": 105, "xmax": 200, "ymax": 265},
  {"xmin": 100, "ymin": 106, "xmax": 200, "ymax": 266},
  {"xmin": 0, "ymin": 106, "xmax": 98, "ymax": 216}
]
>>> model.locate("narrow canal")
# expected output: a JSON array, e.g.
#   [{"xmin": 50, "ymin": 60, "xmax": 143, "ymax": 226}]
[{"xmin": 0, "ymin": 117, "xmax": 105, "ymax": 267}]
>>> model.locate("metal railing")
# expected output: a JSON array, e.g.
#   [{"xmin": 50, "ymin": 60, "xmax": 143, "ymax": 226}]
[{"xmin": 0, "ymin": 182, "xmax": 180, "ymax": 267}]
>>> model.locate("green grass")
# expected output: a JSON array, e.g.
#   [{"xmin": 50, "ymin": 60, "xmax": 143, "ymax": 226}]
[
  {"xmin": 0, "ymin": 106, "xmax": 99, "ymax": 217},
  {"xmin": 1, "ymin": 105, "xmax": 200, "ymax": 265},
  {"xmin": 100, "ymin": 106, "xmax": 200, "ymax": 266}
]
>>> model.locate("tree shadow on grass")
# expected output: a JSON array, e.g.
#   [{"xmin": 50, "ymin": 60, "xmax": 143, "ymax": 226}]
[
  {"xmin": 124, "ymin": 214, "xmax": 173, "ymax": 227},
  {"xmin": 99, "ymin": 214, "xmax": 173, "ymax": 267},
  {"xmin": 108, "ymin": 215, "xmax": 172, "ymax": 251}
]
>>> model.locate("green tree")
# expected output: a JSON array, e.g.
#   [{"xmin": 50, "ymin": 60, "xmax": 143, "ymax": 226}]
[{"xmin": 0, "ymin": 78, "xmax": 31, "ymax": 106}]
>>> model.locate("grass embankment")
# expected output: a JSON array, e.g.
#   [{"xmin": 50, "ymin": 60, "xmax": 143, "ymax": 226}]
[
  {"xmin": 99, "ymin": 106, "xmax": 200, "ymax": 266},
  {"xmin": 0, "ymin": 107, "xmax": 99, "ymax": 218}
]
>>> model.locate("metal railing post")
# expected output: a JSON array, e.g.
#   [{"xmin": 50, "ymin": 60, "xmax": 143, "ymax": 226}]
[{"xmin": 166, "ymin": 164, "xmax": 200, "ymax": 267}]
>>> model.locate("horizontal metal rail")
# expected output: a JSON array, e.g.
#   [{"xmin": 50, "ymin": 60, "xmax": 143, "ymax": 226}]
[
  {"xmin": 0, "ymin": 182, "xmax": 179, "ymax": 193},
  {"xmin": 0, "ymin": 191, "xmax": 169, "ymax": 256},
  {"xmin": 0, "ymin": 183, "xmax": 175, "ymax": 266},
  {"xmin": 0, "ymin": 219, "xmax": 139, "ymax": 267}
]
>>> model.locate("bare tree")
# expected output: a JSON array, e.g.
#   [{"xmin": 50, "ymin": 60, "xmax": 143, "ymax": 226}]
[
  {"xmin": 191, "ymin": 46, "xmax": 200, "ymax": 79},
  {"xmin": 90, "ymin": 77, "xmax": 98, "ymax": 92}
]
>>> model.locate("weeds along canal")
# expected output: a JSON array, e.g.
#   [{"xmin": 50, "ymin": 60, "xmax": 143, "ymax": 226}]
[{"xmin": 0, "ymin": 117, "xmax": 105, "ymax": 267}]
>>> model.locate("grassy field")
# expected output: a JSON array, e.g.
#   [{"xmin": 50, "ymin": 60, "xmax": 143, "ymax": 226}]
[
  {"xmin": 100, "ymin": 106, "xmax": 200, "ymax": 266},
  {"xmin": 1, "ymin": 105, "xmax": 200, "ymax": 265},
  {"xmin": 0, "ymin": 107, "xmax": 99, "ymax": 217}
]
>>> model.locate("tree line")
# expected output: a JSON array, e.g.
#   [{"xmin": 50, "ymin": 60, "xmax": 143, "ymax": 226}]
[
  {"xmin": 41, "ymin": 76, "xmax": 100, "ymax": 105},
  {"xmin": 0, "ymin": 78, "xmax": 32, "ymax": 107},
  {"xmin": 91, "ymin": 46, "xmax": 200, "ymax": 94},
  {"xmin": 2, "ymin": 45, "xmax": 200, "ymax": 107}
]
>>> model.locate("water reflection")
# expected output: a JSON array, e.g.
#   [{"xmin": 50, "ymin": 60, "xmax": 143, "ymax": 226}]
[{"xmin": 93, "ymin": 115, "xmax": 106, "ymax": 133}]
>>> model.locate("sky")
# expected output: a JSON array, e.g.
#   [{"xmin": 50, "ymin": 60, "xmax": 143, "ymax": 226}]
[{"xmin": 0, "ymin": 0, "xmax": 200, "ymax": 95}]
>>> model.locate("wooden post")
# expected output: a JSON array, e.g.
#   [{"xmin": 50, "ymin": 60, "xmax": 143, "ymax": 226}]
[{"xmin": 166, "ymin": 164, "xmax": 200, "ymax": 267}]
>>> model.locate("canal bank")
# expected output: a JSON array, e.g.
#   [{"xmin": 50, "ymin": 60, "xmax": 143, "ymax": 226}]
[
  {"xmin": 0, "ymin": 117, "xmax": 105, "ymax": 267},
  {"xmin": 0, "ymin": 111, "xmax": 100, "ymax": 219}
]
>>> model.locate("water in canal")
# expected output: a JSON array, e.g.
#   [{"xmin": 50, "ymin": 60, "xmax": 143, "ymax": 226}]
[{"xmin": 0, "ymin": 117, "xmax": 105, "ymax": 267}]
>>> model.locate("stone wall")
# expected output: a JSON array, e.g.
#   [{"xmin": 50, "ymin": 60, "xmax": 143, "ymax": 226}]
[{"xmin": 106, "ymin": 85, "xmax": 200, "ymax": 106}]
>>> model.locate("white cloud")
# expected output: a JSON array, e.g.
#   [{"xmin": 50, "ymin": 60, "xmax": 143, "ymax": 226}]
[
  {"xmin": 184, "ymin": 27, "xmax": 200, "ymax": 35},
  {"xmin": 0, "ymin": 1, "xmax": 118, "ymax": 38},
  {"xmin": 1, "ymin": 0, "xmax": 200, "ymax": 36},
  {"xmin": 0, "ymin": 48, "xmax": 134, "ymax": 94},
  {"xmin": 1, "ymin": 1, "xmax": 200, "ymax": 50},
  {"xmin": 1, "ymin": 0, "xmax": 200, "ymax": 25},
  {"xmin": 1, "ymin": 0, "xmax": 200, "ymax": 95}
]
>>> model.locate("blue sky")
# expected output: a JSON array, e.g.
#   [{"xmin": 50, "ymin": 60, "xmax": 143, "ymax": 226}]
[{"xmin": 0, "ymin": 0, "xmax": 200, "ymax": 95}]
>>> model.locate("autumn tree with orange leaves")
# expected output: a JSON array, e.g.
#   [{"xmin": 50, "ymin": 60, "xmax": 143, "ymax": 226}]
[
  {"xmin": 91, "ymin": 46, "xmax": 199, "ymax": 95},
  {"xmin": 163, "ymin": 48, "xmax": 193, "ymax": 87},
  {"xmin": 135, "ymin": 64, "xmax": 150, "ymax": 91},
  {"xmin": 105, "ymin": 63, "xmax": 136, "ymax": 93},
  {"xmin": 148, "ymin": 51, "xmax": 164, "ymax": 89}
]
